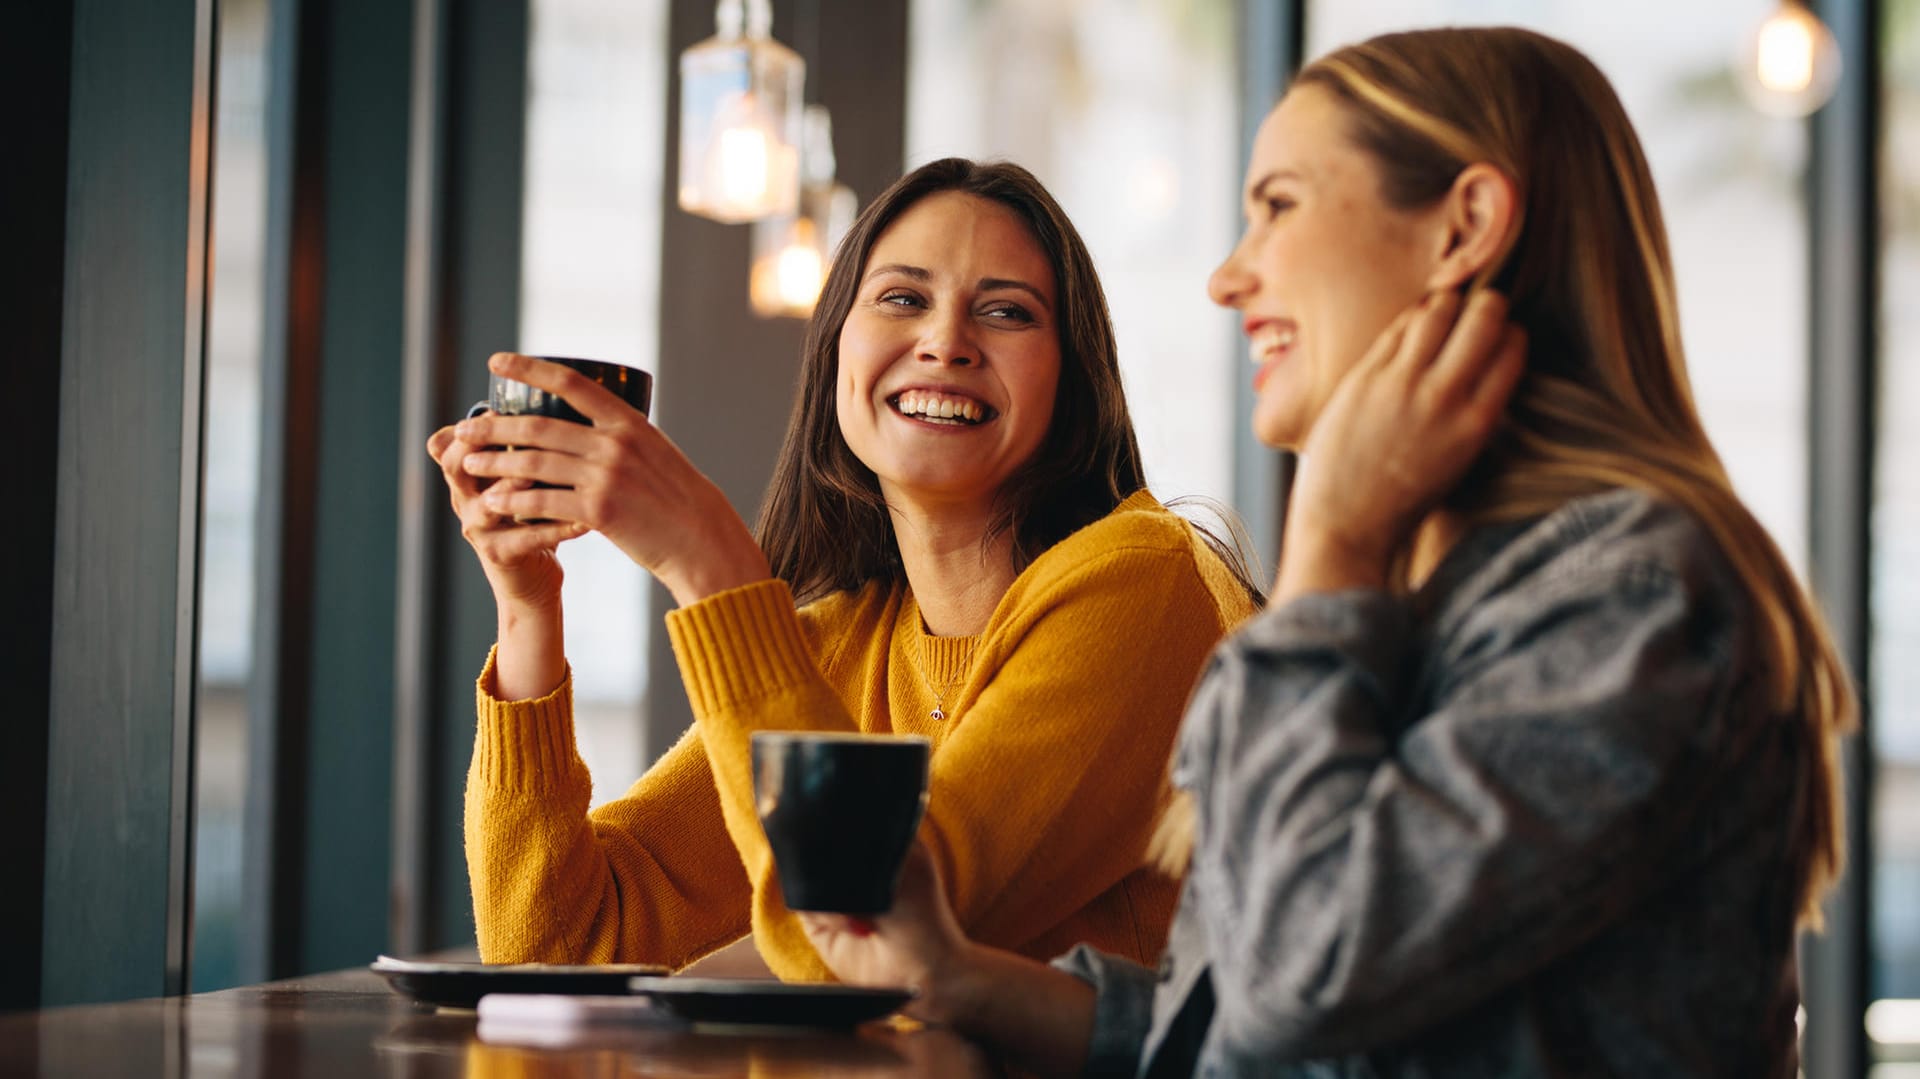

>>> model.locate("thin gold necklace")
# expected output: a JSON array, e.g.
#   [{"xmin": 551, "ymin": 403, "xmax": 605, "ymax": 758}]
[{"xmin": 915, "ymin": 641, "xmax": 964, "ymax": 721}]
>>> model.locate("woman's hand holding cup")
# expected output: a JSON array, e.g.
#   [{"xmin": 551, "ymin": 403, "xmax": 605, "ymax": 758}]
[
  {"xmin": 1278, "ymin": 289, "xmax": 1526, "ymax": 600},
  {"xmin": 797, "ymin": 842, "xmax": 972, "ymax": 1023},
  {"xmin": 428, "ymin": 418, "xmax": 582, "ymax": 612},
  {"xmin": 450, "ymin": 353, "xmax": 772, "ymax": 607}
]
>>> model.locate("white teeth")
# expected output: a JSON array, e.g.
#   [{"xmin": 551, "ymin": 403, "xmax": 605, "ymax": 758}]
[
  {"xmin": 893, "ymin": 390, "xmax": 986, "ymax": 424},
  {"xmin": 1250, "ymin": 324, "xmax": 1297, "ymax": 363}
]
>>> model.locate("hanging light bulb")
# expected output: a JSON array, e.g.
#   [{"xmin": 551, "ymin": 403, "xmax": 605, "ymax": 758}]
[
  {"xmin": 751, "ymin": 106, "xmax": 859, "ymax": 319},
  {"xmin": 1737, "ymin": 0, "xmax": 1842, "ymax": 117},
  {"xmin": 678, "ymin": 0, "xmax": 804, "ymax": 223}
]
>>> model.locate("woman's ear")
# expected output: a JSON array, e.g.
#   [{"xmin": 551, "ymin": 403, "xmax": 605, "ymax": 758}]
[{"xmin": 1426, "ymin": 163, "xmax": 1519, "ymax": 292}]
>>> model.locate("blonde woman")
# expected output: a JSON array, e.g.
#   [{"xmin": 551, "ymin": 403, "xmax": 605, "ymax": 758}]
[{"xmin": 796, "ymin": 28, "xmax": 1855, "ymax": 1077}]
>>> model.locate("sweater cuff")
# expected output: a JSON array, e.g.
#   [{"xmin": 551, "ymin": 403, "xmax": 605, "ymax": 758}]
[
  {"xmin": 1051, "ymin": 944, "xmax": 1155, "ymax": 1077},
  {"xmin": 471, "ymin": 644, "xmax": 582, "ymax": 791},
  {"xmin": 1242, "ymin": 588, "xmax": 1410, "ymax": 694},
  {"xmin": 665, "ymin": 579, "xmax": 816, "ymax": 715},
  {"xmin": 1174, "ymin": 590, "xmax": 1407, "ymax": 796}
]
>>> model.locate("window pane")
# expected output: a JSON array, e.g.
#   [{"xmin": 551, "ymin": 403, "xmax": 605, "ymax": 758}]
[
  {"xmin": 1874, "ymin": 0, "xmax": 1920, "ymax": 1066},
  {"xmin": 907, "ymin": 0, "xmax": 1239, "ymax": 506},
  {"xmin": 519, "ymin": 0, "xmax": 668, "ymax": 798},
  {"xmin": 194, "ymin": 0, "xmax": 272, "ymax": 992}
]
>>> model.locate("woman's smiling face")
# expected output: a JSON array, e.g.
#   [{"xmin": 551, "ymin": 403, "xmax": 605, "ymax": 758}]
[
  {"xmin": 835, "ymin": 190, "xmax": 1062, "ymax": 513},
  {"xmin": 1208, "ymin": 86, "xmax": 1449, "ymax": 450}
]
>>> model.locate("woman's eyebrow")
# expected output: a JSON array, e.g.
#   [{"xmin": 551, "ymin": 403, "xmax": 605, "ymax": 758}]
[
  {"xmin": 1245, "ymin": 168, "xmax": 1304, "ymax": 204},
  {"xmin": 864, "ymin": 263, "xmax": 1052, "ymax": 312},
  {"xmin": 978, "ymin": 278, "xmax": 1052, "ymax": 312},
  {"xmin": 863, "ymin": 263, "xmax": 930, "ymax": 283}
]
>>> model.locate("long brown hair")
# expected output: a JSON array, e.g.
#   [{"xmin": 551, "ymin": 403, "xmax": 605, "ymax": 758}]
[
  {"xmin": 1279, "ymin": 27, "xmax": 1855, "ymax": 928},
  {"xmin": 755, "ymin": 158, "xmax": 1149, "ymax": 604}
]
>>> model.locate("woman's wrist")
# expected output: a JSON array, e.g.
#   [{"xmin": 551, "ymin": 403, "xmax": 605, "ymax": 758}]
[
  {"xmin": 919, "ymin": 941, "xmax": 1096, "ymax": 1076},
  {"xmin": 911, "ymin": 939, "xmax": 993, "ymax": 1027},
  {"xmin": 492, "ymin": 592, "xmax": 567, "ymax": 701},
  {"xmin": 1274, "ymin": 528, "xmax": 1393, "ymax": 602},
  {"xmin": 658, "ymin": 542, "xmax": 775, "ymax": 609}
]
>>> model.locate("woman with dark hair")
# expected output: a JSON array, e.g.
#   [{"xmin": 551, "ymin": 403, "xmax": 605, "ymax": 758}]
[
  {"xmin": 428, "ymin": 158, "xmax": 1258, "ymax": 980},
  {"xmin": 792, "ymin": 29, "xmax": 1854, "ymax": 1077}
]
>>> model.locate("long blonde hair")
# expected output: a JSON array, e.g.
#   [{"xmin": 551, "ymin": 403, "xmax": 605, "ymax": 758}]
[{"xmin": 1156, "ymin": 27, "xmax": 1855, "ymax": 930}]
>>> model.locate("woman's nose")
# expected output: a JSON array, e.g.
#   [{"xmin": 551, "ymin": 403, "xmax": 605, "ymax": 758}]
[
  {"xmin": 917, "ymin": 308, "xmax": 977, "ymax": 366},
  {"xmin": 1208, "ymin": 237, "xmax": 1255, "ymax": 309}
]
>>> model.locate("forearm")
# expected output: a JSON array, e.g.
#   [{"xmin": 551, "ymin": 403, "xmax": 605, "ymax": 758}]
[
  {"xmin": 466, "ymin": 700, "xmax": 755, "ymax": 966},
  {"xmin": 493, "ymin": 593, "xmax": 567, "ymax": 701},
  {"xmin": 933, "ymin": 942, "xmax": 1097, "ymax": 1078},
  {"xmin": 657, "ymin": 539, "xmax": 774, "ymax": 610},
  {"xmin": 1273, "ymin": 531, "xmax": 1389, "ymax": 602},
  {"xmin": 1276, "ymin": 510, "xmax": 1463, "ymax": 603}
]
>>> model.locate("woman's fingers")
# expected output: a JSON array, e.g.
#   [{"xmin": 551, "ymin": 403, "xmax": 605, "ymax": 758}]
[
  {"xmin": 458, "ymin": 476, "xmax": 520, "ymax": 532},
  {"xmin": 433, "ymin": 432, "xmax": 494, "ymax": 507},
  {"xmin": 1355, "ymin": 303, "xmax": 1418, "ymax": 373},
  {"xmin": 797, "ymin": 912, "xmax": 871, "ymax": 938},
  {"xmin": 1391, "ymin": 289, "xmax": 1466, "ymax": 372},
  {"xmin": 1466, "ymin": 325, "xmax": 1529, "ymax": 422},
  {"xmin": 487, "ymin": 352, "xmax": 639, "ymax": 429},
  {"xmin": 1428, "ymin": 289, "xmax": 1514, "ymax": 391},
  {"xmin": 454, "ymin": 411, "xmax": 602, "ymax": 458},
  {"xmin": 462, "ymin": 446, "xmax": 589, "ymax": 489},
  {"xmin": 459, "ymin": 481, "xmax": 579, "ymax": 547},
  {"xmin": 481, "ymin": 481, "xmax": 577, "ymax": 525},
  {"xmin": 469, "ymin": 521, "xmax": 586, "ymax": 568}
]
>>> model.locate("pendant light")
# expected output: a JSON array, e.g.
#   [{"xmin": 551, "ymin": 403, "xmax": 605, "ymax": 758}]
[
  {"xmin": 1737, "ymin": 0, "xmax": 1842, "ymax": 117},
  {"xmin": 751, "ymin": 105, "xmax": 858, "ymax": 319},
  {"xmin": 678, "ymin": 0, "xmax": 805, "ymax": 222}
]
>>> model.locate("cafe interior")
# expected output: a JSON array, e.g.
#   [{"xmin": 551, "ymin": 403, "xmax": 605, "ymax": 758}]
[{"xmin": 6, "ymin": 0, "xmax": 1919, "ymax": 1074}]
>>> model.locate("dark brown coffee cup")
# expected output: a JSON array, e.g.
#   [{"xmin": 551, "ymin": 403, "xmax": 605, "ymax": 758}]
[
  {"xmin": 750, "ymin": 732, "xmax": 931, "ymax": 914},
  {"xmin": 468, "ymin": 355, "xmax": 653, "ymax": 425},
  {"xmin": 464, "ymin": 356, "xmax": 653, "ymax": 523}
]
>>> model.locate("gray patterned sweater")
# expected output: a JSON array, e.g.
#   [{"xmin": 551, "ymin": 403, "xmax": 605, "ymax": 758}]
[{"xmin": 1058, "ymin": 488, "xmax": 1812, "ymax": 1077}]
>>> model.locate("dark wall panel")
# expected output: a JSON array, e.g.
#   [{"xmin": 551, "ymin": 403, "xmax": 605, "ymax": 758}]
[
  {"xmin": 425, "ymin": 0, "xmax": 530, "ymax": 951},
  {"xmin": 42, "ymin": 0, "xmax": 212, "ymax": 1006},
  {"xmin": 294, "ymin": 0, "xmax": 416, "ymax": 974},
  {"xmin": 0, "ymin": 0, "xmax": 74, "ymax": 1015}
]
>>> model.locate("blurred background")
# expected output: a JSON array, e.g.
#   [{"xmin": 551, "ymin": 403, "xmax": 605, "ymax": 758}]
[{"xmin": 10, "ymin": 0, "xmax": 1915, "ymax": 1075}]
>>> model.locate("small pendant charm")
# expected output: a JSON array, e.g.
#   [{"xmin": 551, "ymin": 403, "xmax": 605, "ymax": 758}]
[{"xmin": 929, "ymin": 707, "xmax": 945, "ymax": 721}]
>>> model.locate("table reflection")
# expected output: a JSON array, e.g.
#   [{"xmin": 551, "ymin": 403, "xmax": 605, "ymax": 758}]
[{"xmin": 0, "ymin": 968, "xmax": 1000, "ymax": 1078}]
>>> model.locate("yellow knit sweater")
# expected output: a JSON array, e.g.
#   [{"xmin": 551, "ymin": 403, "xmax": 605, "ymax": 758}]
[{"xmin": 465, "ymin": 490, "xmax": 1255, "ymax": 981}]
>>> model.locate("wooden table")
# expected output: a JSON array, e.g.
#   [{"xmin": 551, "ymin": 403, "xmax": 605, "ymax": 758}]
[{"xmin": 0, "ymin": 967, "xmax": 1004, "ymax": 1077}]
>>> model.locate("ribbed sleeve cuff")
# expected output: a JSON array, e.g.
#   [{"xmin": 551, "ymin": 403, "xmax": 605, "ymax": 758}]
[
  {"xmin": 471, "ymin": 645, "xmax": 582, "ymax": 791},
  {"xmin": 664, "ymin": 579, "xmax": 815, "ymax": 715}
]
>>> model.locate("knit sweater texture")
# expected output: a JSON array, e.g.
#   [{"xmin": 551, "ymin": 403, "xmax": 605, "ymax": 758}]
[{"xmin": 465, "ymin": 489, "xmax": 1256, "ymax": 980}]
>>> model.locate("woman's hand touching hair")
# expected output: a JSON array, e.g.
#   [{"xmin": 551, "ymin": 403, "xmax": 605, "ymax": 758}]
[{"xmin": 1278, "ymin": 288, "xmax": 1526, "ymax": 601}]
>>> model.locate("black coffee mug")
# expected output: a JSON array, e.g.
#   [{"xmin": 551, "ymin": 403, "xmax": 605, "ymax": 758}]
[
  {"xmin": 750, "ymin": 732, "xmax": 932, "ymax": 914},
  {"xmin": 466, "ymin": 355, "xmax": 653, "ymax": 425},
  {"xmin": 464, "ymin": 356, "xmax": 653, "ymax": 523}
]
